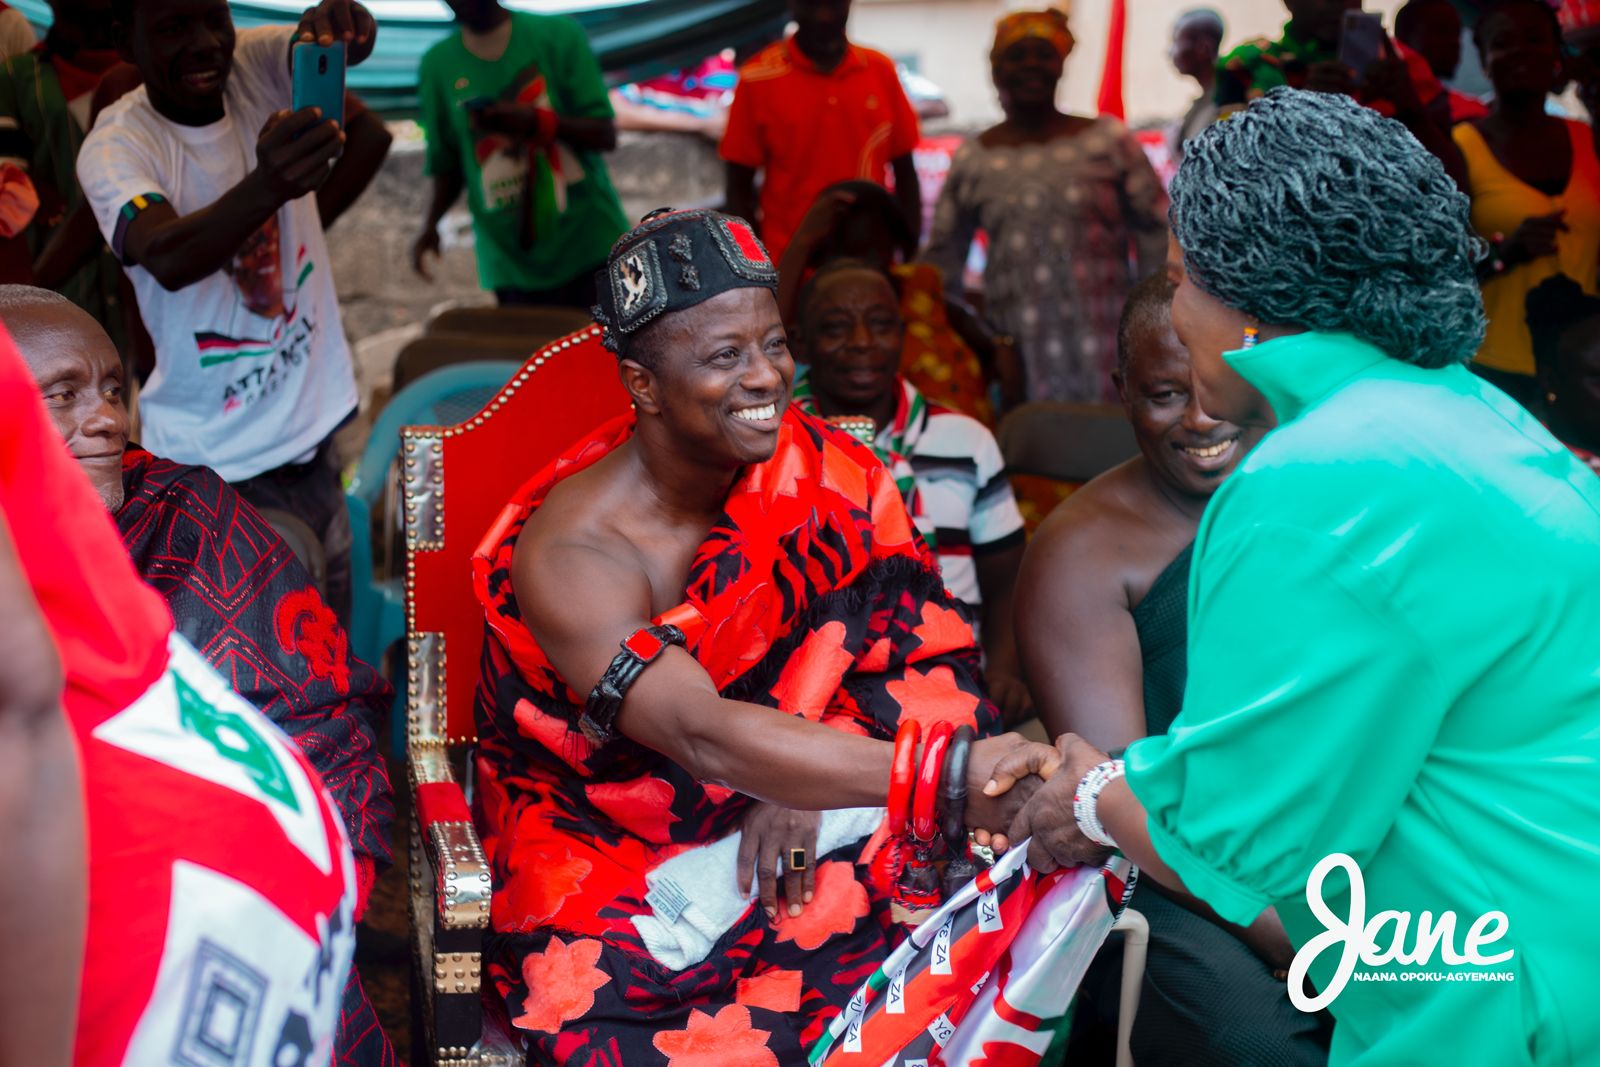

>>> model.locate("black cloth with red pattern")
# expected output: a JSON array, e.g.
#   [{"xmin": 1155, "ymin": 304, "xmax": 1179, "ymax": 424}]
[{"xmin": 115, "ymin": 447, "xmax": 398, "ymax": 1067}]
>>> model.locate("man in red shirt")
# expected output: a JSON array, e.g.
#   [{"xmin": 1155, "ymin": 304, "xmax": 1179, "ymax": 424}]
[
  {"xmin": 721, "ymin": 0, "xmax": 921, "ymax": 262},
  {"xmin": 0, "ymin": 324, "xmax": 356, "ymax": 1065}
]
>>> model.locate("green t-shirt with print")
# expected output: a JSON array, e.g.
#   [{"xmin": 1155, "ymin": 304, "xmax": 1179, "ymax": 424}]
[
  {"xmin": 1213, "ymin": 21, "xmax": 1333, "ymax": 108},
  {"xmin": 418, "ymin": 12, "xmax": 628, "ymax": 292}
]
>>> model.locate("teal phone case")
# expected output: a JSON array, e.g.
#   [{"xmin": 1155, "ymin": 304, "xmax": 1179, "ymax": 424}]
[{"xmin": 292, "ymin": 42, "xmax": 345, "ymax": 127}]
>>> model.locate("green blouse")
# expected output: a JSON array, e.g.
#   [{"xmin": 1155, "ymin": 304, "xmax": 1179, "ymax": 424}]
[{"xmin": 1125, "ymin": 332, "xmax": 1600, "ymax": 1064}]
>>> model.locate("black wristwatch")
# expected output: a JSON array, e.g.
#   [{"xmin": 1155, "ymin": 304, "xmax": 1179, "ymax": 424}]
[{"xmin": 579, "ymin": 624, "xmax": 687, "ymax": 746}]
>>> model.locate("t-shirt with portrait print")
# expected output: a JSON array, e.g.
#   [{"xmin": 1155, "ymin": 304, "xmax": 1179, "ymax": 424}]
[{"xmin": 77, "ymin": 25, "xmax": 357, "ymax": 483}]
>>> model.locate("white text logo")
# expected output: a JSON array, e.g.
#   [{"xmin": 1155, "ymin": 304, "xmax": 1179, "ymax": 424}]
[{"xmin": 1288, "ymin": 853, "xmax": 1514, "ymax": 1012}]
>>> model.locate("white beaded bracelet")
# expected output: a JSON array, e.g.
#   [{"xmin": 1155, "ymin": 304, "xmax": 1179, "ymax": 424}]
[{"xmin": 1072, "ymin": 758, "xmax": 1126, "ymax": 848}]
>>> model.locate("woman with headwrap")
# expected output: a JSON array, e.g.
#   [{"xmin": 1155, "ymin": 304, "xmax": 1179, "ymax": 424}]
[
  {"xmin": 1004, "ymin": 88, "xmax": 1600, "ymax": 1064},
  {"xmin": 923, "ymin": 8, "xmax": 1168, "ymax": 404}
]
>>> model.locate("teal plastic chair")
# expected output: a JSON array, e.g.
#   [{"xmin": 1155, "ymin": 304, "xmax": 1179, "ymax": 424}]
[{"xmin": 346, "ymin": 361, "xmax": 521, "ymax": 715}]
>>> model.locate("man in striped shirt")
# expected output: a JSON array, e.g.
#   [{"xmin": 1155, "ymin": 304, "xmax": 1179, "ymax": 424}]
[{"xmin": 793, "ymin": 258, "xmax": 1029, "ymax": 720}]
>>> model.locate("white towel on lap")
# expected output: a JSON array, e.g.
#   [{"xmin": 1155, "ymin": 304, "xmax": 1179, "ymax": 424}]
[{"xmin": 632, "ymin": 806, "xmax": 885, "ymax": 971}]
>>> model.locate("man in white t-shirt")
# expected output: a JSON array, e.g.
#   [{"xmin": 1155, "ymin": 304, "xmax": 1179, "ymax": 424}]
[{"xmin": 78, "ymin": 0, "xmax": 385, "ymax": 622}]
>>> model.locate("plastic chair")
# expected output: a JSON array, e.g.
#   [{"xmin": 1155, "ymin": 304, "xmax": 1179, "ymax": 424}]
[
  {"xmin": 345, "ymin": 361, "xmax": 521, "ymax": 703},
  {"xmin": 997, "ymin": 401, "xmax": 1139, "ymax": 484},
  {"xmin": 1112, "ymin": 906, "xmax": 1150, "ymax": 1067}
]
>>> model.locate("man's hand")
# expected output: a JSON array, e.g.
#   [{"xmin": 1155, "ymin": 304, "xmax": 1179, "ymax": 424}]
[
  {"xmin": 411, "ymin": 227, "xmax": 441, "ymax": 281},
  {"xmin": 964, "ymin": 732, "xmax": 1062, "ymax": 853},
  {"xmin": 1008, "ymin": 732, "xmax": 1113, "ymax": 874},
  {"xmin": 789, "ymin": 187, "xmax": 858, "ymax": 257},
  {"xmin": 987, "ymin": 672, "xmax": 1034, "ymax": 727},
  {"xmin": 1363, "ymin": 51, "xmax": 1424, "ymax": 119},
  {"xmin": 254, "ymin": 108, "xmax": 343, "ymax": 204},
  {"xmin": 1303, "ymin": 60, "xmax": 1355, "ymax": 97},
  {"xmin": 737, "ymin": 803, "xmax": 819, "ymax": 920},
  {"xmin": 472, "ymin": 102, "xmax": 557, "ymax": 147},
  {"xmin": 296, "ymin": 0, "xmax": 376, "ymax": 64}
]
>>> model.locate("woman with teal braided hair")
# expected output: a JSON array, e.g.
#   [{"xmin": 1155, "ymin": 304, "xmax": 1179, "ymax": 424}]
[{"xmin": 1000, "ymin": 87, "xmax": 1600, "ymax": 1064}]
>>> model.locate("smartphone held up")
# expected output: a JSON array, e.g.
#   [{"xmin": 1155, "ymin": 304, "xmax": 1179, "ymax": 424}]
[{"xmin": 292, "ymin": 41, "xmax": 346, "ymax": 129}]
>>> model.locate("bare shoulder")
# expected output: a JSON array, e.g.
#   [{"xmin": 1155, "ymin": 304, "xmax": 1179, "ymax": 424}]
[
  {"xmin": 512, "ymin": 461, "xmax": 650, "ymax": 624},
  {"xmin": 1029, "ymin": 459, "xmax": 1149, "ymax": 564}
]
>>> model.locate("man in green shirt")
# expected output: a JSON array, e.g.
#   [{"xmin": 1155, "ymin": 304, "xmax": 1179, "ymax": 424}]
[
  {"xmin": 412, "ymin": 0, "xmax": 627, "ymax": 307},
  {"xmin": 1215, "ymin": 0, "xmax": 1352, "ymax": 108},
  {"xmin": 1007, "ymin": 90, "xmax": 1600, "ymax": 1065}
]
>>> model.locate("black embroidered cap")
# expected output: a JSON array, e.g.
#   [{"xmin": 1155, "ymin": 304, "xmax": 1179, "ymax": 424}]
[{"xmin": 591, "ymin": 208, "xmax": 779, "ymax": 357}]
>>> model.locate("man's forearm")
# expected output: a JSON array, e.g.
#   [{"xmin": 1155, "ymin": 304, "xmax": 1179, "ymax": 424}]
[
  {"xmin": 556, "ymin": 115, "xmax": 617, "ymax": 153},
  {"xmin": 627, "ymin": 689, "xmax": 895, "ymax": 811},
  {"xmin": 316, "ymin": 104, "xmax": 391, "ymax": 228},
  {"xmin": 421, "ymin": 170, "xmax": 463, "ymax": 234},
  {"xmin": 32, "ymin": 201, "xmax": 104, "ymax": 290},
  {"xmin": 131, "ymin": 172, "xmax": 282, "ymax": 291}
]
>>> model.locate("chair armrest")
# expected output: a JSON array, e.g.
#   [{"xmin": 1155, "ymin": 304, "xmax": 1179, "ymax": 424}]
[
  {"xmin": 412, "ymin": 743, "xmax": 491, "ymax": 932},
  {"xmin": 409, "ymin": 741, "xmax": 491, "ymax": 1060}
]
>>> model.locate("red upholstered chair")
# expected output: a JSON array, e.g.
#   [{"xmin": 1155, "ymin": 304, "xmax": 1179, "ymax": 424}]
[{"xmin": 401, "ymin": 324, "xmax": 630, "ymax": 1065}]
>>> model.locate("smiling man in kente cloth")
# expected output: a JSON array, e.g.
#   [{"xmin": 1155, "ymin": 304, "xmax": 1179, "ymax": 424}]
[{"xmin": 471, "ymin": 208, "xmax": 1056, "ymax": 1065}]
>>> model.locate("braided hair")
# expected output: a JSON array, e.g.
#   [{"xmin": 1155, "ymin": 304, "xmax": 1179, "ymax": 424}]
[{"xmin": 1169, "ymin": 88, "xmax": 1486, "ymax": 369}]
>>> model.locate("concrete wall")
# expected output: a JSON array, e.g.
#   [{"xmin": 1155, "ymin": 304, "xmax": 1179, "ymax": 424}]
[{"xmin": 849, "ymin": 0, "xmax": 1406, "ymax": 129}]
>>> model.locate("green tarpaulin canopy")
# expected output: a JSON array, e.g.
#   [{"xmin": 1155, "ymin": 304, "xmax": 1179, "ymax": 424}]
[{"xmin": 12, "ymin": 0, "xmax": 787, "ymax": 114}]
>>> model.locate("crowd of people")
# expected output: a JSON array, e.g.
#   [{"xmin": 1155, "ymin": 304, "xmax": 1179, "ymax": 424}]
[{"xmin": 3, "ymin": 0, "xmax": 1600, "ymax": 1065}]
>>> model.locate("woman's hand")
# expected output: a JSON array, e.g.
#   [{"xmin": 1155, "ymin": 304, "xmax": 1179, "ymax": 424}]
[
  {"xmin": 1502, "ymin": 211, "xmax": 1567, "ymax": 267},
  {"xmin": 737, "ymin": 803, "xmax": 819, "ymax": 920},
  {"xmin": 1007, "ymin": 733, "xmax": 1113, "ymax": 873},
  {"xmin": 964, "ymin": 732, "xmax": 1063, "ymax": 852}
]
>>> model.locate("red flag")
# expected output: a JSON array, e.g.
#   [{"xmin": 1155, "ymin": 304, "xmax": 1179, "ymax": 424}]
[{"xmin": 1096, "ymin": 0, "xmax": 1127, "ymax": 120}]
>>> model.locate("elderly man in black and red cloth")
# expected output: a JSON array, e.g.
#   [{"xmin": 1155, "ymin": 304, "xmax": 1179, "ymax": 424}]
[
  {"xmin": 4, "ymin": 284, "xmax": 398, "ymax": 1067},
  {"xmin": 469, "ymin": 208, "xmax": 1062, "ymax": 1065}
]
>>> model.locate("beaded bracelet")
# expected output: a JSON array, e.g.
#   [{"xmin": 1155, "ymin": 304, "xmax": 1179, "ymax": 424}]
[
  {"xmin": 887, "ymin": 719, "xmax": 921, "ymax": 840},
  {"xmin": 1072, "ymin": 758, "xmax": 1126, "ymax": 849},
  {"xmin": 912, "ymin": 721, "xmax": 955, "ymax": 844}
]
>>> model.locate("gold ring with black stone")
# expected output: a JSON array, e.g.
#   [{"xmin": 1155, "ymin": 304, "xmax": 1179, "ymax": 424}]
[{"xmin": 788, "ymin": 847, "xmax": 808, "ymax": 872}]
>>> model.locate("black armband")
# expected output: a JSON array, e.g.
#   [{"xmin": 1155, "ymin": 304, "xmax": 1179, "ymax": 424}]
[{"xmin": 579, "ymin": 624, "xmax": 686, "ymax": 746}]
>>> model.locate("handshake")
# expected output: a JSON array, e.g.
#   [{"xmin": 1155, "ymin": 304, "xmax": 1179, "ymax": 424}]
[
  {"xmin": 965, "ymin": 730, "xmax": 1121, "ymax": 873},
  {"xmin": 740, "ymin": 728, "xmax": 1122, "ymax": 921}
]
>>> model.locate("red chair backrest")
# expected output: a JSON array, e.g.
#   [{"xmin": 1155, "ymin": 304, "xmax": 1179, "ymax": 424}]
[{"xmin": 402, "ymin": 325, "xmax": 630, "ymax": 743}]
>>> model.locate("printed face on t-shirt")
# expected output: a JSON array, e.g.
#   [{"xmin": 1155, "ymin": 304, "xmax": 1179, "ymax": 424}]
[{"xmin": 127, "ymin": 0, "xmax": 238, "ymax": 126}]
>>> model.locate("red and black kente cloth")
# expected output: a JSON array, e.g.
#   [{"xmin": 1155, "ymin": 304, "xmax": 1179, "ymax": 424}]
[
  {"xmin": 115, "ymin": 446, "xmax": 399, "ymax": 1067},
  {"xmin": 472, "ymin": 409, "xmax": 1001, "ymax": 1066}
]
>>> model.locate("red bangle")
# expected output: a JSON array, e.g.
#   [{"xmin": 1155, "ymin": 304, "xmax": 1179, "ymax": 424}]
[
  {"xmin": 888, "ymin": 719, "xmax": 921, "ymax": 839},
  {"xmin": 912, "ymin": 721, "xmax": 954, "ymax": 843}
]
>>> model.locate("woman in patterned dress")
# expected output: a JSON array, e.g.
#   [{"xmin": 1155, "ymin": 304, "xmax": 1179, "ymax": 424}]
[{"xmin": 924, "ymin": 9, "xmax": 1169, "ymax": 404}]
